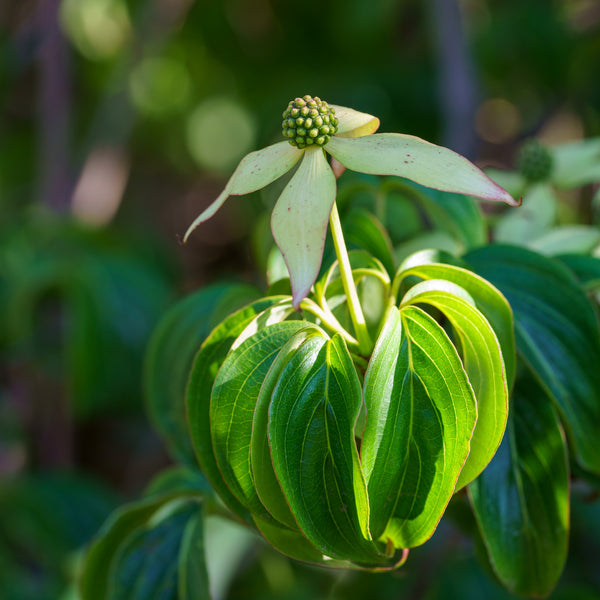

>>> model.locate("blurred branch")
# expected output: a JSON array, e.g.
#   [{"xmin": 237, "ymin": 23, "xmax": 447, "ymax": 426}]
[
  {"xmin": 428, "ymin": 0, "xmax": 478, "ymax": 159},
  {"xmin": 37, "ymin": 0, "xmax": 72, "ymax": 211}
]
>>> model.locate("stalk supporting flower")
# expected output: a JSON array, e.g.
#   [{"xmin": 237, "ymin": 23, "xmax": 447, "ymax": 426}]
[{"xmin": 184, "ymin": 94, "xmax": 520, "ymax": 308}]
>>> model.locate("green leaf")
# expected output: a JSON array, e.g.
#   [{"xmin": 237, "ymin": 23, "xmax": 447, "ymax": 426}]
[
  {"xmin": 326, "ymin": 134, "xmax": 519, "ymax": 206},
  {"xmin": 469, "ymin": 371, "xmax": 569, "ymax": 597},
  {"xmin": 210, "ymin": 320, "xmax": 308, "ymax": 521},
  {"xmin": 107, "ymin": 501, "xmax": 202, "ymax": 600},
  {"xmin": 253, "ymin": 515, "xmax": 325, "ymax": 564},
  {"xmin": 178, "ymin": 507, "xmax": 211, "ymax": 600},
  {"xmin": 396, "ymin": 253, "xmax": 516, "ymax": 388},
  {"xmin": 80, "ymin": 493, "xmax": 189, "ymax": 600},
  {"xmin": 362, "ymin": 306, "xmax": 477, "ymax": 548},
  {"xmin": 251, "ymin": 327, "xmax": 323, "ymax": 530},
  {"xmin": 401, "ymin": 280, "xmax": 508, "ymax": 489},
  {"xmin": 343, "ymin": 208, "xmax": 396, "ymax": 276},
  {"xmin": 557, "ymin": 254, "xmax": 600, "ymax": 292},
  {"xmin": 184, "ymin": 141, "xmax": 303, "ymax": 241},
  {"xmin": 186, "ymin": 297, "xmax": 290, "ymax": 524},
  {"xmin": 271, "ymin": 146, "xmax": 337, "ymax": 308},
  {"xmin": 466, "ymin": 244, "xmax": 600, "ymax": 473},
  {"xmin": 144, "ymin": 283, "xmax": 260, "ymax": 466},
  {"xmin": 268, "ymin": 333, "xmax": 383, "ymax": 563}
]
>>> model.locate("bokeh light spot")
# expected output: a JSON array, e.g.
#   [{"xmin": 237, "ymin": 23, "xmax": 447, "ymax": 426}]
[
  {"xmin": 60, "ymin": 0, "xmax": 131, "ymax": 60},
  {"xmin": 476, "ymin": 98, "xmax": 521, "ymax": 144},
  {"xmin": 186, "ymin": 98, "xmax": 256, "ymax": 173},
  {"xmin": 129, "ymin": 57, "xmax": 191, "ymax": 117}
]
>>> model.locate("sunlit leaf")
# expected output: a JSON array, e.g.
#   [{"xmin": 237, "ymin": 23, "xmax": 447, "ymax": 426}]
[
  {"xmin": 401, "ymin": 280, "xmax": 508, "ymax": 489},
  {"xmin": 362, "ymin": 306, "xmax": 477, "ymax": 548},
  {"xmin": 396, "ymin": 253, "xmax": 516, "ymax": 388},
  {"xmin": 210, "ymin": 320, "xmax": 308, "ymax": 521},
  {"xmin": 186, "ymin": 297, "xmax": 288, "ymax": 524},
  {"xmin": 268, "ymin": 333, "xmax": 384, "ymax": 563}
]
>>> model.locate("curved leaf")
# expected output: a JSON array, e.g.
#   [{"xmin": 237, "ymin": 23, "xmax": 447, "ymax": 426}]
[
  {"xmin": 362, "ymin": 306, "xmax": 477, "ymax": 548},
  {"xmin": 144, "ymin": 283, "xmax": 260, "ymax": 465},
  {"xmin": 186, "ymin": 297, "xmax": 288, "ymax": 524},
  {"xmin": 401, "ymin": 280, "xmax": 508, "ymax": 489},
  {"xmin": 469, "ymin": 372, "xmax": 569, "ymax": 597},
  {"xmin": 251, "ymin": 327, "xmax": 324, "ymax": 530},
  {"xmin": 210, "ymin": 320, "xmax": 308, "ymax": 521},
  {"xmin": 268, "ymin": 333, "xmax": 384, "ymax": 563},
  {"xmin": 396, "ymin": 253, "xmax": 516, "ymax": 388},
  {"xmin": 466, "ymin": 244, "xmax": 600, "ymax": 473},
  {"xmin": 108, "ymin": 501, "xmax": 203, "ymax": 600},
  {"xmin": 80, "ymin": 493, "xmax": 202, "ymax": 600}
]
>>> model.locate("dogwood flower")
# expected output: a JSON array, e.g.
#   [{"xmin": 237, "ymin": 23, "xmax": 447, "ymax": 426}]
[{"xmin": 185, "ymin": 95, "xmax": 519, "ymax": 308}]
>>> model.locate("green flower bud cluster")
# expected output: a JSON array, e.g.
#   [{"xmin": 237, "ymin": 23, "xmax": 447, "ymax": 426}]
[
  {"xmin": 282, "ymin": 95, "xmax": 338, "ymax": 149},
  {"xmin": 517, "ymin": 139, "xmax": 554, "ymax": 183}
]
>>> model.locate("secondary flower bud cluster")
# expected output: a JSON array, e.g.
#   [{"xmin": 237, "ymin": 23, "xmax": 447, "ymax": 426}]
[
  {"xmin": 282, "ymin": 95, "xmax": 338, "ymax": 149},
  {"xmin": 517, "ymin": 139, "xmax": 554, "ymax": 183}
]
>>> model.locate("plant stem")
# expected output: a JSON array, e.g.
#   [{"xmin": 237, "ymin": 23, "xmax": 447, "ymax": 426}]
[{"xmin": 329, "ymin": 202, "xmax": 372, "ymax": 355}]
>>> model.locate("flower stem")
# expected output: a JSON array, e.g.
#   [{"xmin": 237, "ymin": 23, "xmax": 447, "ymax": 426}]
[{"xmin": 329, "ymin": 202, "xmax": 372, "ymax": 355}]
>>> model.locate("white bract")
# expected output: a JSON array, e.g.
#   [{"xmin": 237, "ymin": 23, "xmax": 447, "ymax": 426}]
[{"xmin": 185, "ymin": 100, "xmax": 519, "ymax": 308}]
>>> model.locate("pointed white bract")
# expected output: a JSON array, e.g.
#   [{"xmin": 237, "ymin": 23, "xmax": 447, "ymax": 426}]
[
  {"xmin": 271, "ymin": 147, "xmax": 336, "ymax": 309},
  {"xmin": 184, "ymin": 142, "xmax": 303, "ymax": 242},
  {"xmin": 327, "ymin": 134, "xmax": 521, "ymax": 206},
  {"xmin": 185, "ymin": 101, "xmax": 519, "ymax": 307}
]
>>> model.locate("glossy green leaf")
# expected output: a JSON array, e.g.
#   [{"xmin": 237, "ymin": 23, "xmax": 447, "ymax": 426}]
[
  {"xmin": 557, "ymin": 254, "xmax": 600, "ymax": 292},
  {"xmin": 210, "ymin": 320, "xmax": 308, "ymax": 521},
  {"xmin": 184, "ymin": 141, "xmax": 303, "ymax": 241},
  {"xmin": 469, "ymin": 372, "xmax": 569, "ymax": 597},
  {"xmin": 362, "ymin": 306, "xmax": 477, "ymax": 547},
  {"xmin": 466, "ymin": 244, "xmax": 600, "ymax": 473},
  {"xmin": 144, "ymin": 283, "xmax": 260, "ymax": 465},
  {"xmin": 268, "ymin": 333, "xmax": 383, "ymax": 563},
  {"xmin": 401, "ymin": 280, "xmax": 508, "ymax": 489},
  {"xmin": 396, "ymin": 252, "xmax": 516, "ymax": 388},
  {"xmin": 251, "ymin": 327, "xmax": 324, "ymax": 530},
  {"xmin": 186, "ymin": 297, "xmax": 289, "ymax": 524},
  {"xmin": 253, "ymin": 515, "xmax": 325, "ymax": 564},
  {"xmin": 326, "ymin": 134, "xmax": 519, "ymax": 206},
  {"xmin": 271, "ymin": 146, "xmax": 337, "ymax": 308}
]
